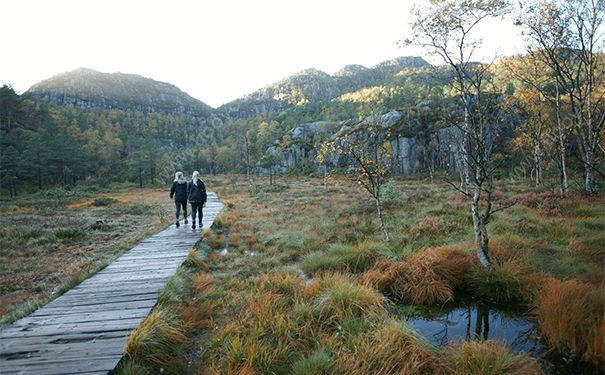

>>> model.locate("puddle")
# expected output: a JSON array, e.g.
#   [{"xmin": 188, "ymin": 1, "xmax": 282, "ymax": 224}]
[
  {"xmin": 405, "ymin": 304, "xmax": 540, "ymax": 353},
  {"xmin": 403, "ymin": 303, "xmax": 599, "ymax": 374}
]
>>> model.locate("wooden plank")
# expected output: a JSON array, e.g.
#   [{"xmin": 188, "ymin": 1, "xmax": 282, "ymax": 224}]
[
  {"xmin": 0, "ymin": 192, "xmax": 224, "ymax": 374},
  {"xmin": 31, "ymin": 300, "xmax": 157, "ymax": 316}
]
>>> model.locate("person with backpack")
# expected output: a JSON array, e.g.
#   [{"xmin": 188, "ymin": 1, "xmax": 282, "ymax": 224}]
[
  {"xmin": 188, "ymin": 171, "xmax": 207, "ymax": 230},
  {"xmin": 170, "ymin": 171, "xmax": 189, "ymax": 228}
]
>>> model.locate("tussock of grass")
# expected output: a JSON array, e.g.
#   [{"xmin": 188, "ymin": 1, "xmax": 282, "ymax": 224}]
[
  {"xmin": 363, "ymin": 246, "xmax": 476, "ymax": 304},
  {"xmin": 301, "ymin": 251, "xmax": 341, "ymax": 275},
  {"xmin": 536, "ymin": 277, "xmax": 604, "ymax": 364},
  {"xmin": 205, "ymin": 230, "xmax": 226, "ymax": 250},
  {"xmin": 291, "ymin": 347, "xmax": 334, "ymax": 375},
  {"xmin": 314, "ymin": 274, "xmax": 386, "ymax": 324},
  {"xmin": 302, "ymin": 241, "xmax": 382, "ymax": 275},
  {"xmin": 466, "ymin": 260, "xmax": 524, "ymax": 305},
  {"xmin": 92, "ymin": 197, "xmax": 117, "ymax": 206},
  {"xmin": 123, "ymin": 310, "xmax": 187, "ymax": 369},
  {"xmin": 450, "ymin": 340, "xmax": 543, "ymax": 375},
  {"xmin": 336, "ymin": 320, "xmax": 447, "ymax": 375},
  {"xmin": 256, "ymin": 272, "xmax": 305, "ymax": 300}
]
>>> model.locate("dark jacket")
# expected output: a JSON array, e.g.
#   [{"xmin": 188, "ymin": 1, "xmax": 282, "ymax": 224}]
[
  {"xmin": 188, "ymin": 179, "xmax": 207, "ymax": 203},
  {"xmin": 170, "ymin": 179, "xmax": 188, "ymax": 202}
]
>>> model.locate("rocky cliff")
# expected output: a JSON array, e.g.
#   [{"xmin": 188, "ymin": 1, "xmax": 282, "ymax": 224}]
[{"xmin": 265, "ymin": 110, "xmax": 461, "ymax": 175}]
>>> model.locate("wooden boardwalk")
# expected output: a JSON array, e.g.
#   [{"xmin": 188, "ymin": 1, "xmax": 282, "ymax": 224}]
[{"xmin": 0, "ymin": 192, "xmax": 224, "ymax": 374}]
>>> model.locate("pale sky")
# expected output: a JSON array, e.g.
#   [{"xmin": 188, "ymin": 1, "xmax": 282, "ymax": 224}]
[{"xmin": 0, "ymin": 0, "xmax": 525, "ymax": 108}]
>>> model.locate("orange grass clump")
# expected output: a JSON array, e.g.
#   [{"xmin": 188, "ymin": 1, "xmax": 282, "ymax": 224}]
[
  {"xmin": 123, "ymin": 310, "xmax": 187, "ymax": 366},
  {"xmin": 192, "ymin": 273, "xmax": 214, "ymax": 294},
  {"xmin": 451, "ymin": 340, "xmax": 543, "ymax": 375},
  {"xmin": 336, "ymin": 320, "xmax": 448, "ymax": 375},
  {"xmin": 363, "ymin": 247, "xmax": 476, "ymax": 304},
  {"xmin": 536, "ymin": 277, "xmax": 604, "ymax": 365},
  {"xmin": 179, "ymin": 300, "xmax": 213, "ymax": 330}
]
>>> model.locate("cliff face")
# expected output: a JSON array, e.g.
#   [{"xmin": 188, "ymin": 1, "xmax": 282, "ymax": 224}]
[
  {"xmin": 265, "ymin": 110, "xmax": 462, "ymax": 175},
  {"xmin": 28, "ymin": 68, "xmax": 214, "ymax": 118},
  {"xmin": 218, "ymin": 56, "xmax": 430, "ymax": 118}
]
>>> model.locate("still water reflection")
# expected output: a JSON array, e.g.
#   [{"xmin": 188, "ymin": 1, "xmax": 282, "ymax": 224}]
[
  {"xmin": 405, "ymin": 304, "xmax": 540, "ymax": 353},
  {"xmin": 404, "ymin": 303, "xmax": 599, "ymax": 374}
]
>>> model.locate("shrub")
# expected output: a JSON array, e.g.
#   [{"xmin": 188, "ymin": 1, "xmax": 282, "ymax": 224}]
[
  {"xmin": 451, "ymin": 340, "xmax": 543, "ymax": 375},
  {"xmin": 536, "ymin": 277, "xmax": 604, "ymax": 364},
  {"xmin": 380, "ymin": 180, "xmax": 403, "ymax": 203}
]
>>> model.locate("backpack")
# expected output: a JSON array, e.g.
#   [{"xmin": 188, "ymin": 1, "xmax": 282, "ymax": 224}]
[{"xmin": 188, "ymin": 180, "xmax": 206, "ymax": 203}]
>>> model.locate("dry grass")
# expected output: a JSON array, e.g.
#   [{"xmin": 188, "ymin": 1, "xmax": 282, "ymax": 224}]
[
  {"xmin": 123, "ymin": 310, "xmax": 187, "ymax": 366},
  {"xmin": 314, "ymin": 273, "xmax": 386, "ymax": 324},
  {"xmin": 536, "ymin": 277, "xmax": 604, "ymax": 364},
  {"xmin": 451, "ymin": 340, "xmax": 544, "ymax": 375},
  {"xmin": 0, "ymin": 187, "xmax": 174, "ymax": 325},
  {"xmin": 336, "ymin": 320, "xmax": 448, "ymax": 375},
  {"xmin": 363, "ymin": 246, "xmax": 476, "ymax": 304},
  {"xmin": 113, "ymin": 175, "xmax": 604, "ymax": 373}
]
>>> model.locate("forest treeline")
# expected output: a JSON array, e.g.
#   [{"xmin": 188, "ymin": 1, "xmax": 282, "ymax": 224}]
[{"xmin": 1, "ymin": 0, "xmax": 604, "ymax": 198}]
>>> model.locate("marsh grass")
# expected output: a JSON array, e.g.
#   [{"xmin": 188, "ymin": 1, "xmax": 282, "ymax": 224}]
[
  {"xmin": 301, "ymin": 241, "xmax": 382, "ymax": 275},
  {"xmin": 0, "ymin": 187, "xmax": 175, "ymax": 323},
  {"xmin": 116, "ymin": 175, "xmax": 604, "ymax": 372},
  {"xmin": 536, "ymin": 278, "xmax": 604, "ymax": 364},
  {"xmin": 451, "ymin": 340, "xmax": 544, "ymax": 375}
]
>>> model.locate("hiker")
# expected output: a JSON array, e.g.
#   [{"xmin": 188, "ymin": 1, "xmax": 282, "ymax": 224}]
[
  {"xmin": 188, "ymin": 171, "xmax": 207, "ymax": 230},
  {"xmin": 170, "ymin": 171, "xmax": 189, "ymax": 228}
]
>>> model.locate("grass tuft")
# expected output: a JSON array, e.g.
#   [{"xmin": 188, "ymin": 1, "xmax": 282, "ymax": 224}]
[
  {"xmin": 291, "ymin": 347, "xmax": 334, "ymax": 375},
  {"xmin": 336, "ymin": 320, "xmax": 446, "ymax": 374},
  {"xmin": 451, "ymin": 340, "xmax": 543, "ymax": 375},
  {"xmin": 123, "ymin": 310, "xmax": 187, "ymax": 369},
  {"xmin": 363, "ymin": 246, "xmax": 476, "ymax": 304},
  {"xmin": 536, "ymin": 277, "xmax": 604, "ymax": 364},
  {"xmin": 465, "ymin": 260, "xmax": 524, "ymax": 305},
  {"xmin": 314, "ymin": 274, "xmax": 386, "ymax": 324}
]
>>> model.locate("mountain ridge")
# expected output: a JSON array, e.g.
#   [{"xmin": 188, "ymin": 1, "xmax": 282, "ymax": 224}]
[
  {"xmin": 218, "ymin": 56, "xmax": 430, "ymax": 118},
  {"xmin": 27, "ymin": 56, "xmax": 431, "ymax": 120},
  {"xmin": 28, "ymin": 68, "xmax": 214, "ymax": 117}
]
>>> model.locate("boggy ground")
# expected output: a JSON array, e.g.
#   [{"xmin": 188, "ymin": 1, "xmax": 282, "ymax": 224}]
[
  {"xmin": 0, "ymin": 185, "xmax": 175, "ymax": 326},
  {"xmin": 118, "ymin": 174, "xmax": 604, "ymax": 374}
]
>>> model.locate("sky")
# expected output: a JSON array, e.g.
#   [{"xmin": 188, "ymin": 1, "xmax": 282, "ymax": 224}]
[{"xmin": 0, "ymin": 0, "xmax": 526, "ymax": 108}]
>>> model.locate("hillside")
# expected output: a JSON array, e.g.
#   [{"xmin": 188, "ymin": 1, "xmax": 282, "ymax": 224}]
[
  {"xmin": 218, "ymin": 56, "xmax": 430, "ymax": 118},
  {"xmin": 28, "ymin": 68, "xmax": 214, "ymax": 117}
]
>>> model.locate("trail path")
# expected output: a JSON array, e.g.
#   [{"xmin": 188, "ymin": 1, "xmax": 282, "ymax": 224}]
[{"xmin": 0, "ymin": 192, "xmax": 223, "ymax": 374}]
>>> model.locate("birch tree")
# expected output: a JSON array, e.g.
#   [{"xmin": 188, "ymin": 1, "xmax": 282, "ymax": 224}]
[
  {"xmin": 405, "ymin": 0, "xmax": 514, "ymax": 268},
  {"xmin": 518, "ymin": 0, "xmax": 605, "ymax": 194},
  {"xmin": 321, "ymin": 120, "xmax": 393, "ymax": 242}
]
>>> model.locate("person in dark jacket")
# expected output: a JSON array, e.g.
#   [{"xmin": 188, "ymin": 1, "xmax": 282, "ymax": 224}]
[
  {"xmin": 170, "ymin": 171, "xmax": 189, "ymax": 228},
  {"xmin": 188, "ymin": 170, "xmax": 207, "ymax": 230}
]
